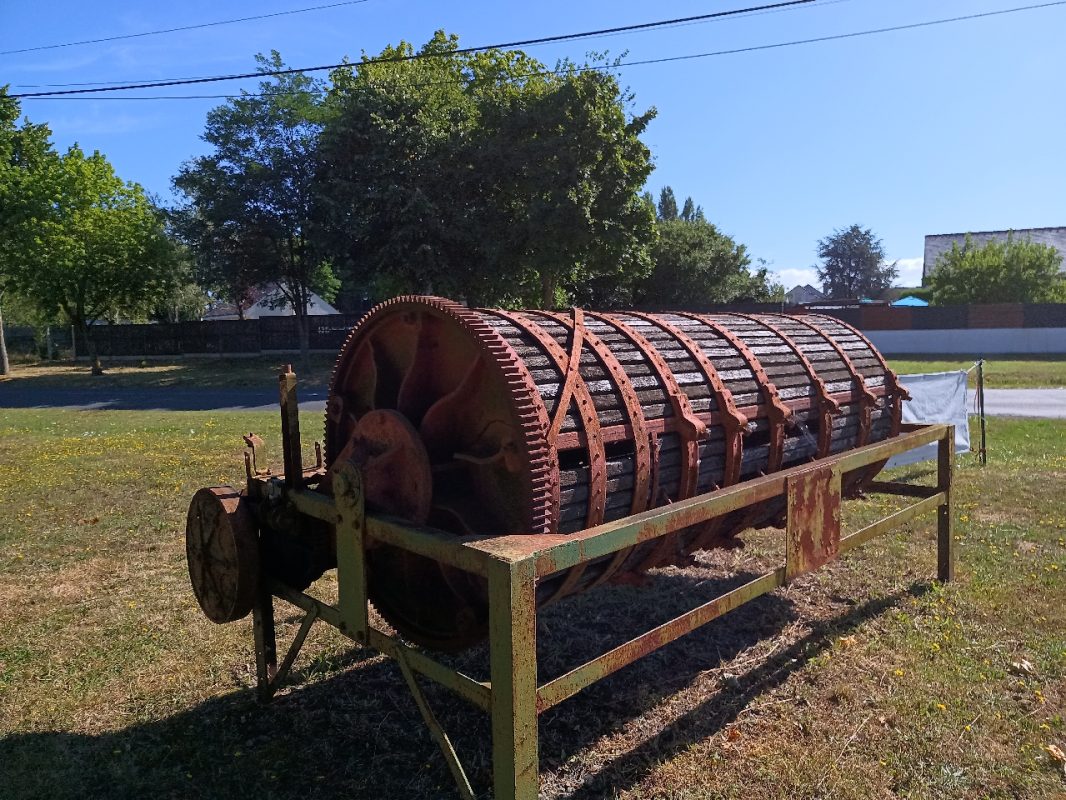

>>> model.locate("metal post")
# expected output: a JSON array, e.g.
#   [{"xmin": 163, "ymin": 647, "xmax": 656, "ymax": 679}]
[
  {"xmin": 937, "ymin": 426, "xmax": 955, "ymax": 582},
  {"xmin": 488, "ymin": 557, "xmax": 539, "ymax": 800},
  {"xmin": 977, "ymin": 358, "xmax": 987, "ymax": 465},
  {"xmin": 334, "ymin": 462, "xmax": 369, "ymax": 644},
  {"xmin": 252, "ymin": 591, "xmax": 278, "ymax": 702},
  {"xmin": 278, "ymin": 365, "xmax": 304, "ymax": 489}
]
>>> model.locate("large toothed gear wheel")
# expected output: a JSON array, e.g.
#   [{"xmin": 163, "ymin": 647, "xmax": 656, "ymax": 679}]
[
  {"xmin": 327, "ymin": 296, "xmax": 556, "ymax": 650},
  {"xmin": 186, "ymin": 486, "xmax": 260, "ymax": 623}
]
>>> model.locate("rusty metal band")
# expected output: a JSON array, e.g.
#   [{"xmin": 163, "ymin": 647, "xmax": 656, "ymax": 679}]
[
  {"xmin": 803, "ymin": 312, "xmax": 911, "ymax": 437},
  {"xmin": 776, "ymin": 313, "xmax": 879, "ymax": 446},
  {"xmin": 627, "ymin": 311, "xmax": 748, "ymax": 488},
  {"xmin": 725, "ymin": 313, "xmax": 841, "ymax": 459},
  {"xmin": 678, "ymin": 312, "xmax": 792, "ymax": 472},
  {"xmin": 589, "ymin": 311, "xmax": 706, "ymax": 501},
  {"xmin": 486, "ymin": 309, "xmax": 608, "ymax": 603},
  {"xmin": 537, "ymin": 310, "xmax": 653, "ymax": 590}
]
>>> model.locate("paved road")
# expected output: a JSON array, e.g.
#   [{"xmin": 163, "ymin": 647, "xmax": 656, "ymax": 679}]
[
  {"xmin": 2, "ymin": 385, "xmax": 1065, "ymax": 418},
  {"xmin": 0, "ymin": 386, "xmax": 329, "ymax": 412}
]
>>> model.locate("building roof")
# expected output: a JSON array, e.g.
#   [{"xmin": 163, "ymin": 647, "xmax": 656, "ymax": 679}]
[
  {"xmin": 923, "ymin": 226, "xmax": 1066, "ymax": 280},
  {"xmin": 203, "ymin": 284, "xmax": 339, "ymax": 320},
  {"xmin": 785, "ymin": 283, "xmax": 824, "ymax": 305}
]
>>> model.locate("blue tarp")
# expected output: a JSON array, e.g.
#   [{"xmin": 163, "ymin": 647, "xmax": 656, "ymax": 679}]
[{"xmin": 891, "ymin": 295, "xmax": 929, "ymax": 307}]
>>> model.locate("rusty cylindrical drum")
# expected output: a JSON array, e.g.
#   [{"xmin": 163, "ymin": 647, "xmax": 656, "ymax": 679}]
[{"xmin": 315, "ymin": 296, "xmax": 907, "ymax": 650}]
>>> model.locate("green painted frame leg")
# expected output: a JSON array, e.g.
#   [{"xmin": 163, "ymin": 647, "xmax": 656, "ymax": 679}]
[
  {"xmin": 488, "ymin": 558, "xmax": 539, "ymax": 800},
  {"xmin": 395, "ymin": 648, "xmax": 476, "ymax": 800},
  {"xmin": 937, "ymin": 425, "xmax": 955, "ymax": 582}
]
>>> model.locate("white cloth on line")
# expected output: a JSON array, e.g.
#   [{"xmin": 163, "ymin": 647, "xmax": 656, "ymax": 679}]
[{"xmin": 885, "ymin": 371, "xmax": 971, "ymax": 468}]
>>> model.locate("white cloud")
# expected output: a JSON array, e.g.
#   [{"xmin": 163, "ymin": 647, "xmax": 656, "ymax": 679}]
[
  {"xmin": 891, "ymin": 257, "xmax": 924, "ymax": 287},
  {"xmin": 768, "ymin": 267, "xmax": 820, "ymax": 290}
]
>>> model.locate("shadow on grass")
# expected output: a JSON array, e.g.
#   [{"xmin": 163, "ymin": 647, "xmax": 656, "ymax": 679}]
[{"xmin": 0, "ymin": 571, "xmax": 929, "ymax": 800}]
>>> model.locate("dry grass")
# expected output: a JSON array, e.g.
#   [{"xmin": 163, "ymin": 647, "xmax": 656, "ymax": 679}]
[{"xmin": 1, "ymin": 410, "xmax": 1064, "ymax": 799}]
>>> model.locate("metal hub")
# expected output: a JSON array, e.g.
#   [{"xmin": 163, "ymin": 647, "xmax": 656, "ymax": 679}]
[{"xmin": 186, "ymin": 486, "xmax": 260, "ymax": 623}]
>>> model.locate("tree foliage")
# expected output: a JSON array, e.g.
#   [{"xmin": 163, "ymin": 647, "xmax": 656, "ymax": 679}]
[
  {"xmin": 316, "ymin": 32, "xmax": 656, "ymax": 308},
  {"xmin": 635, "ymin": 211, "xmax": 781, "ymax": 308},
  {"xmin": 815, "ymin": 224, "xmax": 898, "ymax": 299},
  {"xmin": 173, "ymin": 53, "xmax": 338, "ymax": 356},
  {"xmin": 14, "ymin": 146, "xmax": 178, "ymax": 365},
  {"xmin": 2, "ymin": 90, "xmax": 177, "ymax": 370},
  {"xmin": 0, "ymin": 89, "xmax": 59, "ymax": 373},
  {"xmin": 929, "ymin": 233, "xmax": 1065, "ymax": 304}
]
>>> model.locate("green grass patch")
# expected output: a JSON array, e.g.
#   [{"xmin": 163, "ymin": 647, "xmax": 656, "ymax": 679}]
[
  {"xmin": 0, "ymin": 410, "xmax": 1064, "ymax": 798},
  {"xmin": 888, "ymin": 356, "xmax": 1066, "ymax": 389}
]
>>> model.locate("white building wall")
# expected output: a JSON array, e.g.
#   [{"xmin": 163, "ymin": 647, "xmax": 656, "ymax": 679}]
[{"xmin": 866, "ymin": 328, "xmax": 1066, "ymax": 355}]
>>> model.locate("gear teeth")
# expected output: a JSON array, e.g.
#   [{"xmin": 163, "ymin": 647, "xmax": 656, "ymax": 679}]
[{"xmin": 326, "ymin": 295, "xmax": 559, "ymax": 536}]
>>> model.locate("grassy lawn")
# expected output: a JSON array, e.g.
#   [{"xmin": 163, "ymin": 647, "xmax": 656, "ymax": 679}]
[
  {"xmin": 888, "ymin": 357, "xmax": 1066, "ymax": 389},
  {"xmin": 1, "ymin": 410, "xmax": 1064, "ymax": 798}
]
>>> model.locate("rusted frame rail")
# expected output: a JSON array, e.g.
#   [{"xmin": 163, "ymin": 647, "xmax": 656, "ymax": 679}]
[{"xmin": 253, "ymin": 422, "xmax": 955, "ymax": 800}]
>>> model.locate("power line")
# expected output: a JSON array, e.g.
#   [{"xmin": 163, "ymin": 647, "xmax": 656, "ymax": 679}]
[
  {"xmin": 11, "ymin": 0, "xmax": 854, "ymax": 89},
  {"xmin": 8, "ymin": 1, "xmax": 816, "ymax": 98},
  {"xmin": 1, "ymin": 0, "xmax": 372, "ymax": 57},
  {"xmin": 21, "ymin": 0, "xmax": 1066, "ymax": 102}
]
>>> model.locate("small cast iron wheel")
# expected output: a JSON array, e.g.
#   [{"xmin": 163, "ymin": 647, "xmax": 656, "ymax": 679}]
[{"xmin": 186, "ymin": 486, "xmax": 260, "ymax": 623}]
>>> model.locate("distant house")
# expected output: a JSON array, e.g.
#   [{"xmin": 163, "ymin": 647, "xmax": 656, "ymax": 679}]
[
  {"xmin": 923, "ymin": 226, "xmax": 1066, "ymax": 282},
  {"xmin": 785, "ymin": 284, "xmax": 824, "ymax": 305},
  {"xmin": 203, "ymin": 283, "xmax": 339, "ymax": 321}
]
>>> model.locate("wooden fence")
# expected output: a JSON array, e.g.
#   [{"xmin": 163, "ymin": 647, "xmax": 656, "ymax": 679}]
[{"xmin": 4, "ymin": 303, "xmax": 1065, "ymax": 359}]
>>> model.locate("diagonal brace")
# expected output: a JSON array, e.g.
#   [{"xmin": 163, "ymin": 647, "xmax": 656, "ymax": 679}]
[{"xmin": 395, "ymin": 646, "xmax": 476, "ymax": 800}]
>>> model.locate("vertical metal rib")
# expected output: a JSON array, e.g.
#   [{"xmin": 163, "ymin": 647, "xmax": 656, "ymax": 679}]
[
  {"xmin": 486, "ymin": 309, "xmax": 608, "ymax": 603},
  {"xmin": 724, "ymin": 313, "xmax": 841, "ymax": 458},
  {"xmin": 536, "ymin": 310, "xmax": 652, "ymax": 589},
  {"xmin": 626, "ymin": 311, "xmax": 748, "ymax": 488},
  {"xmin": 803, "ymin": 312, "xmax": 911, "ymax": 436},
  {"xmin": 776, "ymin": 313, "xmax": 878, "ymax": 446},
  {"xmin": 678, "ymin": 312, "xmax": 792, "ymax": 471}
]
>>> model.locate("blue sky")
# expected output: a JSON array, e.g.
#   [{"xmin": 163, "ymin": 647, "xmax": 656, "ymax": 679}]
[{"xmin": 5, "ymin": 0, "xmax": 1065, "ymax": 290}]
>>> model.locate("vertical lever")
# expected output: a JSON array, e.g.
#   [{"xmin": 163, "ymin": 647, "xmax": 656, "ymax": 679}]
[{"xmin": 279, "ymin": 364, "xmax": 304, "ymax": 490}]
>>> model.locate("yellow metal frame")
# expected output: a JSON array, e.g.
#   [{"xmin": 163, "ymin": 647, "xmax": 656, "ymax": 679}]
[{"xmin": 251, "ymin": 422, "xmax": 955, "ymax": 800}]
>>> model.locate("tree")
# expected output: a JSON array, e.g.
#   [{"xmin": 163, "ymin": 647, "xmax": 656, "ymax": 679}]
[
  {"xmin": 634, "ymin": 216, "xmax": 781, "ymax": 307},
  {"xmin": 12, "ymin": 145, "xmax": 179, "ymax": 372},
  {"xmin": 0, "ymin": 89, "xmax": 59, "ymax": 375},
  {"xmin": 317, "ymin": 32, "xmax": 656, "ymax": 308},
  {"xmin": 815, "ymin": 224, "xmax": 898, "ymax": 299},
  {"xmin": 174, "ymin": 53, "xmax": 338, "ymax": 360},
  {"xmin": 657, "ymin": 187, "xmax": 679, "ymax": 222},
  {"xmin": 929, "ymin": 233, "xmax": 1065, "ymax": 304}
]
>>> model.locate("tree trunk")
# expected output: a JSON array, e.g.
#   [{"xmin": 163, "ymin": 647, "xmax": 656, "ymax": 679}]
[
  {"xmin": 79, "ymin": 319, "xmax": 103, "ymax": 375},
  {"xmin": 541, "ymin": 273, "xmax": 556, "ymax": 309},
  {"xmin": 295, "ymin": 303, "xmax": 310, "ymax": 373},
  {"xmin": 0, "ymin": 299, "xmax": 10, "ymax": 376}
]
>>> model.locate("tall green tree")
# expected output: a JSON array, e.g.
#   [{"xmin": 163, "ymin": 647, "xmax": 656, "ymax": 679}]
[
  {"xmin": 0, "ymin": 89, "xmax": 60, "ymax": 374},
  {"xmin": 635, "ymin": 216, "xmax": 779, "ymax": 307},
  {"xmin": 929, "ymin": 233, "xmax": 1065, "ymax": 304},
  {"xmin": 174, "ymin": 53, "xmax": 338, "ymax": 360},
  {"xmin": 12, "ymin": 145, "xmax": 178, "ymax": 371},
  {"xmin": 317, "ymin": 32, "xmax": 656, "ymax": 308},
  {"xmin": 657, "ymin": 186, "xmax": 679, "ymax": 221},
  {"xmin": 815, "ymin": 224, "xmax": 898, "ymax": 299}
]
